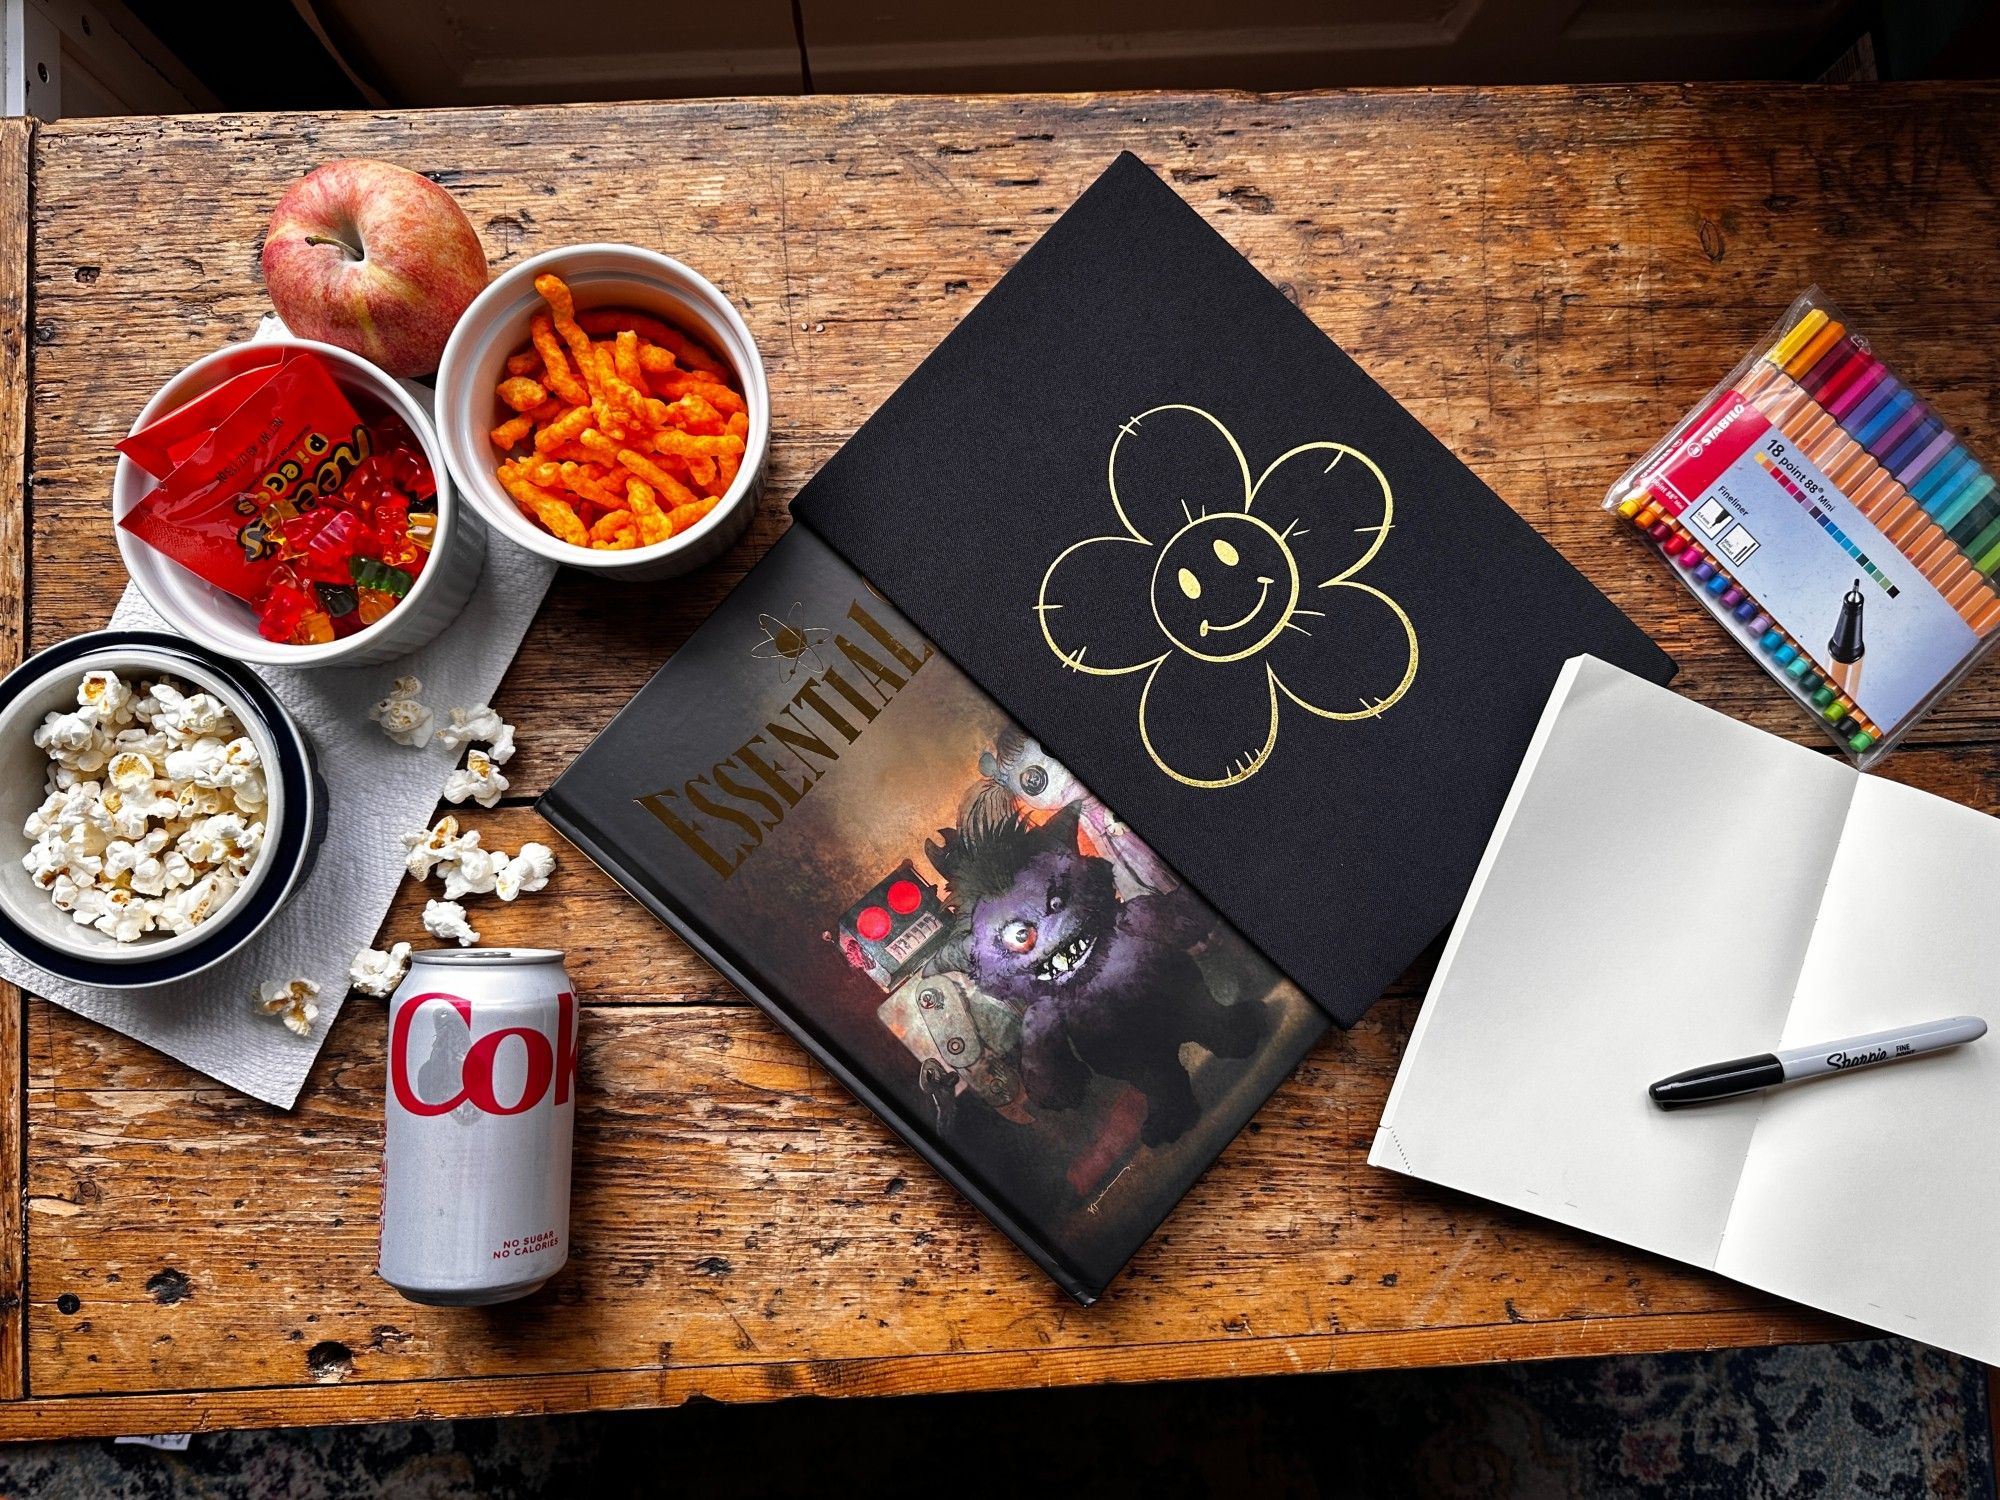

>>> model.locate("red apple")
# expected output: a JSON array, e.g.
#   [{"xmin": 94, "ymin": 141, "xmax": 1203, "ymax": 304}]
[{"xmin": 260, "ymin": 160, "xmax": 488, "ymax": 378}]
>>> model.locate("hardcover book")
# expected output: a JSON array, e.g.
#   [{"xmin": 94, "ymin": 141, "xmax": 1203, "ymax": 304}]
[
  {"xmin": 793, "ymin": 152, "xmax": 1677, "ymax": 1023},
  {"xmin": 540, "ymin": 526, "xmax": 1327, "ymax": 1303}
]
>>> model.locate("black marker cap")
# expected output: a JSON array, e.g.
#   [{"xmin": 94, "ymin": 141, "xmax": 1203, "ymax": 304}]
[
  {"xmin": 1829, "ymin": 579, "xmax": 1866, "ymax": 664},
  {"xmin": 1648, "ymin": 1052, "xmax": 1784, "ymax": 1107}
]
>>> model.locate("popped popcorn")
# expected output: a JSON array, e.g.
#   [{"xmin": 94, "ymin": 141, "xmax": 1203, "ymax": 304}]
[
  {"xmin": 494, "ymin": 841, "xmax": 555, "ymax": 900},
  {"xmin": 401, "ymin": 815, "xmax": 475, "ymax": 881},
  {"xmin": 442, "ymin": 748, "xmax": 508, "ymax": 809},
  {"xmin": 434, "ymin": 703, "xmax": 506, "ymax": 752},
  {"xmin": 255, "ymin": 977, "xmax": 320, "ymax": 1036},
  {"xmin": 422, "ymin": 898, "xmax": 480, "ymax": 947},
  {"xmin": 20, "ymin": 671, "xmax": 266, "ymax": 943},
  {"xmin": 348, "ymin": 941, "xmax": 412, "ymax": 998},
  {"xmin": 480, "ymin": 719, "xmax": 516, "ymax": 766},
  {"xmin": 441, "ymin": 842, "xmax": 502, "ymax": 902},
  {"xmin": 369, "ymin": 675, "xmax": 435, "ymax": 749},
  {"xmin": 77, "ymin": 669, "xmax": 134, "ymax": 723}
]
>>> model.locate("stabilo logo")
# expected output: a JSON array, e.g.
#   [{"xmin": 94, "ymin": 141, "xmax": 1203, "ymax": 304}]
[{"xmin": 390, "ymin": 990, "xmax": 578, "ymax": 1118}]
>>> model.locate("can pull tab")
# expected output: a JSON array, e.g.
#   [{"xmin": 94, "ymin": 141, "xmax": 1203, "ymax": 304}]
[{"xmin": 1829, "ymin": 578, "xmax": 1866, "ymax": 664}]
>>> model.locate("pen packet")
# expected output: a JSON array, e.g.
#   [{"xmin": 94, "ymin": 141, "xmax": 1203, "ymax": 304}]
[{"xmin": 1606, "ymin": 287, "xmax": 2000, "ymax": 766}]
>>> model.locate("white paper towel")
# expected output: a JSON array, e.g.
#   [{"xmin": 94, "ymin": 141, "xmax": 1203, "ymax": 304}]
[{"xmin": 6, "ymin": 326, "xmax": 558, "ymax": 1107}]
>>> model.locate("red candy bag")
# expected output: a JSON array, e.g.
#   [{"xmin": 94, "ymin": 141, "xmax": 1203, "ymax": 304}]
[{"xmin": 118, "ymin": 352, "xmax": 371, "ymax": 602}]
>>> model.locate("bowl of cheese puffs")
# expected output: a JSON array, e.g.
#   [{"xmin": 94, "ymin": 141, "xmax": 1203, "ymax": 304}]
[{"xmin": 435, "ymin": 243, "xmax": 768, "ymax": 580}]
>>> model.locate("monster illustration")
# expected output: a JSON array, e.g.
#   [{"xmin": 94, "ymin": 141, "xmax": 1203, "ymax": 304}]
[
  {"xmin": 829, "ymin": 861, "xmax": 1034, "ymax": 1129},
  {"xmin": 977, "ymin": 728, "xmax": 1177, "ymax": 898},
  {"xmin": 927, "ymin": 801, "xmax": 1267, "ymax": 1145}
]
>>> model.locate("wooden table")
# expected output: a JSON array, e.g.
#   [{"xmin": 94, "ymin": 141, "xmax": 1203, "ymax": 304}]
[{"xmin": 3, "ymin": 83, "xmax": 1997, "ymax": 1438}]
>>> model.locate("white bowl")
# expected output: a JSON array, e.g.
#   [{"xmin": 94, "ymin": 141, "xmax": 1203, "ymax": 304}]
[
  {"xmin": 0, "ymin": 645, "xmax": 287, "ymax": 965},
  {"xmin": 434, "ymin": 243, "xmax": 769, "ymax": 582},
  {"xmin": 113, "ymin": 337, "xmax": 487, "ymax": 668}
]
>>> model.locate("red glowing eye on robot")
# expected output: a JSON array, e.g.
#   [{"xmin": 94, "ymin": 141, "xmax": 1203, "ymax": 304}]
[{"xmin": 833, "ymin": 860, "xmax": 952, "ymax": 993}]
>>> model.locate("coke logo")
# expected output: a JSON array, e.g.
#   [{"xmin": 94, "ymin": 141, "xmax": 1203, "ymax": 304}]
[{"xmin": 390, "ymin": 990, "xmax": 578, "ymax": 1118}]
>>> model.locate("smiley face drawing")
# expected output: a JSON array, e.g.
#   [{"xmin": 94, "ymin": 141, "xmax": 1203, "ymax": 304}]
[
  {"xmin": 1036, "ymin": 404, "xmax": 1418, "ymax": 789},
  {"xmin": 1153, "ymin": 513, "xmax": 1300, "ymax": 663}
]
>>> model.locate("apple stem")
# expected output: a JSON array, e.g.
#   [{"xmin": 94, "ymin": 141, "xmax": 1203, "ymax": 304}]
[{"xmin": 303, "ymin": 233, "xmax": 363, "ymax": 261}]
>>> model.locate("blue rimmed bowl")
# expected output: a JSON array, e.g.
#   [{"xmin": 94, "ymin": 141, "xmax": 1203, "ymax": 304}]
[{"xmin": 0, "ymin": 631, "xmax": 324, "ymax": 989}]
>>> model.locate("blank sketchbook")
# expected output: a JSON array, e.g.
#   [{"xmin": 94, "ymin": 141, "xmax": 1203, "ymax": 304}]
[{"xmin": 1371, "ymin": 656, "xmax": 2000, "ymax": 1363}]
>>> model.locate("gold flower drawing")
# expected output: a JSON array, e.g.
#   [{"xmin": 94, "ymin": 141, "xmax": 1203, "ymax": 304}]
[{"xmin": 1036, "ymin": 404, "xmax": 1419, "ymax": 789}]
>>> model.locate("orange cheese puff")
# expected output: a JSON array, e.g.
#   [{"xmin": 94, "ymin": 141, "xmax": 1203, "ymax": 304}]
[
  {"xmin": 536, "ymin": 275, "xmax": 604, "ymax": 403},
  {"xmin": 500, "ymin": 471, "xmax": 589, "ymax": 547},
  {"xmin": 633, "ymin": 319, "xmax": 724, "ymax": 375},
  {"xmin": 605, "ymin": 370, "xmax": 672, "ymax": 431},
  {"xmin": 664, "ymin": 496, "xmax": 719, "ymax": 535},
  {"xmin": 614, "ymin": 330, "xmax": 651, "ymax": 398},
  {"xmin": 577, "ymin": 308, "xmax": 725, "ymax": 372},
  {"xmin": 559, "ymin": 461, "xmax": 628, "ymax": 511},
  {"xmin": 650, "ymin": 427, "xmax": 745, "ymax": 461},
  {"xmin": 529, "ymin": 315, "xmax": 589, "ymax": 406},
  {"xmin": 527, "ymin": 398, "xmax": 565, "ymax": 424},
  {"xmin": 534, "ymin": 404, "xmax": 593, "ymax": 454},
  {"xmin": 591, "ymin": 346, "xmax": 634, "ymax": 435},
  {"xmin": 726, "ymin": 411, "xmax": 749, "ymax": 439},
  {"xmin": 716, "ymin": 448, "xmax": 741, "ymax": 491},
  {"xmin": 648, "ymin": 442, "xmax": 716, "ymax": 491},
  {"xmin": 589, "ymin": 509, "xmax": 639, "ymax": 549},
  {"xmin": 598, "ymin": 437, "xmax": 701, "ymax": 509},
  {"xmin": 623, "ymin": 477, "xmax": 671, "ymax": 545},
  {"xmin": 505, "ymin": 350, "xmax": 542, "ymax": 377},
  {"xmin": 636, "ymin": 344, "xmax": 678, "ymax": 376},
  {"xmin": 490, "ymin": 414, "xmax": 535, "ymax": 450},
  {"xmin": 664, "ymin": 391, "xmax": 725, "ymax": 434},
  {"xmin": 647, "ymin": 364, "xmax": 747, "ymax": 413},
  {"xmin": 497, "ymin": 376, "xmax": 549, "ymax": 413}
]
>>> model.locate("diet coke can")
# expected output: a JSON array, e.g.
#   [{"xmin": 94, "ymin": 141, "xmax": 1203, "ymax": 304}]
[{"xmin": 377, "ymin": 947, "xmax": 578, "ymax": 1305}]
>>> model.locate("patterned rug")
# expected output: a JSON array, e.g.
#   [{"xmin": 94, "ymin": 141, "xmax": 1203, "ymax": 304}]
[{"xmin": 1, "ymin": 1338, "xmax": 1989, "ymax": 1498}]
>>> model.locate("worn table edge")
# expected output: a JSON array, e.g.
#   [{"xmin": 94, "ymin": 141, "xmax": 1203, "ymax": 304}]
[
  {"xmin": 0, "ymin": 1304, "xmax": 1853, "ymax": 1440},
  {"xmin": 0, "ymin": 112, "xmax": 31, "ymax": 1407}
]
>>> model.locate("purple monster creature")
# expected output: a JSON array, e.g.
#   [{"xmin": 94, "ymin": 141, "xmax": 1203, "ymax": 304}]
[{"xmin": 926, "ymin": 801, "xmax": 1266, "ymax": 1146}]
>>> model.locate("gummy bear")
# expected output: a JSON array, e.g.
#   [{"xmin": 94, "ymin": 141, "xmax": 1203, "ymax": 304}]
[
  {"xmin": 371, "ymin": 494, "xmax": 420, "ymax": 569},
  {"xmin": 289, "ymin": 609, "xmax": 335, "ymax": 645},
  {"xmin": 356, "ymin": 587, "xmax": 398, "ymax": 626},
  {"xmin": 256, "ymin": 568, "xmax": 317, "ymax": 643},
  {"xmin": 284, "ymin": 508, "xmax": 377, "ymax": 585},
  {"xmin": 349, "ymin": 556, "xmax": 414, "ymax": 596}
]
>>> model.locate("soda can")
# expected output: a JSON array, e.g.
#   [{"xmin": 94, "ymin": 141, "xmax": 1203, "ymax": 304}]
[{"xmin": 377, "ymin": 947, "xmax": 578, "ymax": 1305}]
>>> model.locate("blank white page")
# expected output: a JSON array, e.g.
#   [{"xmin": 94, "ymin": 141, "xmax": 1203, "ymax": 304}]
[
  {"xmin": 1719, "ymin": 773, "xmax": 2000, "ymax": 1363},
  {"xmin": 1372, "ymin": 656, "xmax": 1858, "ymax": 1269}
]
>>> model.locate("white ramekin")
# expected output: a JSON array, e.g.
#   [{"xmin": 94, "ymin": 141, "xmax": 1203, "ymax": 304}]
[
  {"xmin": 113, "ymin": 337, "xmax": 486, "ymax": 668},
  {"xmin": 434, "ymin": 243, "xmax": 769, "ymax": 582}
]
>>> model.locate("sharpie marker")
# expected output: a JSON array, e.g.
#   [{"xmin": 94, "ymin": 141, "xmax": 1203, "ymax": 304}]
[{"xmin": 1649, "ymin": 1015, "xmax": 1987, "ymax": 1107}]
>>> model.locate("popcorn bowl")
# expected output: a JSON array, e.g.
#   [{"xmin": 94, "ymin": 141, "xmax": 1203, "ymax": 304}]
[
  {"xmin": 0, "ymin": 631, "xmax": 324, "ymax": 987},
  {"xmin": 435, "ymin": 243, "xmax": 769, "ymax": 581},
  {"xmin": 113, "ymin": 336, "xmax": 487, "ymax": 668}
]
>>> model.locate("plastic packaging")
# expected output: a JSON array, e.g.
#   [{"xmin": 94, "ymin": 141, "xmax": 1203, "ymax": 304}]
[{"xmin": 1605, "ymin": 288, "xmax": 2000, "ymax": 766}]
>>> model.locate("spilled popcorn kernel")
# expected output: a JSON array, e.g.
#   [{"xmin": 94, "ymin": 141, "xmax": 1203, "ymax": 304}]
[
  {"xmin": 369, "ymin": 674, "xmax": 435, "ymax": 748},
  {"xmin": 442, "ymin": 748, "xmax": 508, "ymax": 809},
  {"xmin": 494, "ymin": 841, "xmax": 556, "ymax": 900},
  {"xmin": 255, "ymin": 977, "xmax": 321, "ymax": 1036},
  {"xmin": 423, "ymin": 898, "xmax": 480, "ymax": 946},
  {"xmin": 348, "ymin": 941, "xmax": 412, "ymax": 998}
]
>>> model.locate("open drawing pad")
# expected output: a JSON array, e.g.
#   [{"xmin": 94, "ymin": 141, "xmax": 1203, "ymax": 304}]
[{"xmin": 1372, "ymin": 655, "xmax": 2000, "ymax": 1361}]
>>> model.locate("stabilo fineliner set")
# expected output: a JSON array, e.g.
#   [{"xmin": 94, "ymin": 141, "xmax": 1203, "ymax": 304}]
[{"xmin": 1605, "ymin": 288, "xmax": 2000, "ymax": 766}]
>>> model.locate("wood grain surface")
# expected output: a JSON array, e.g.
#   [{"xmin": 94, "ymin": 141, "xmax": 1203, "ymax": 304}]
[{"xmin": 11, "ymin": 84, "xmax": 2000, "ymax": 1436}]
